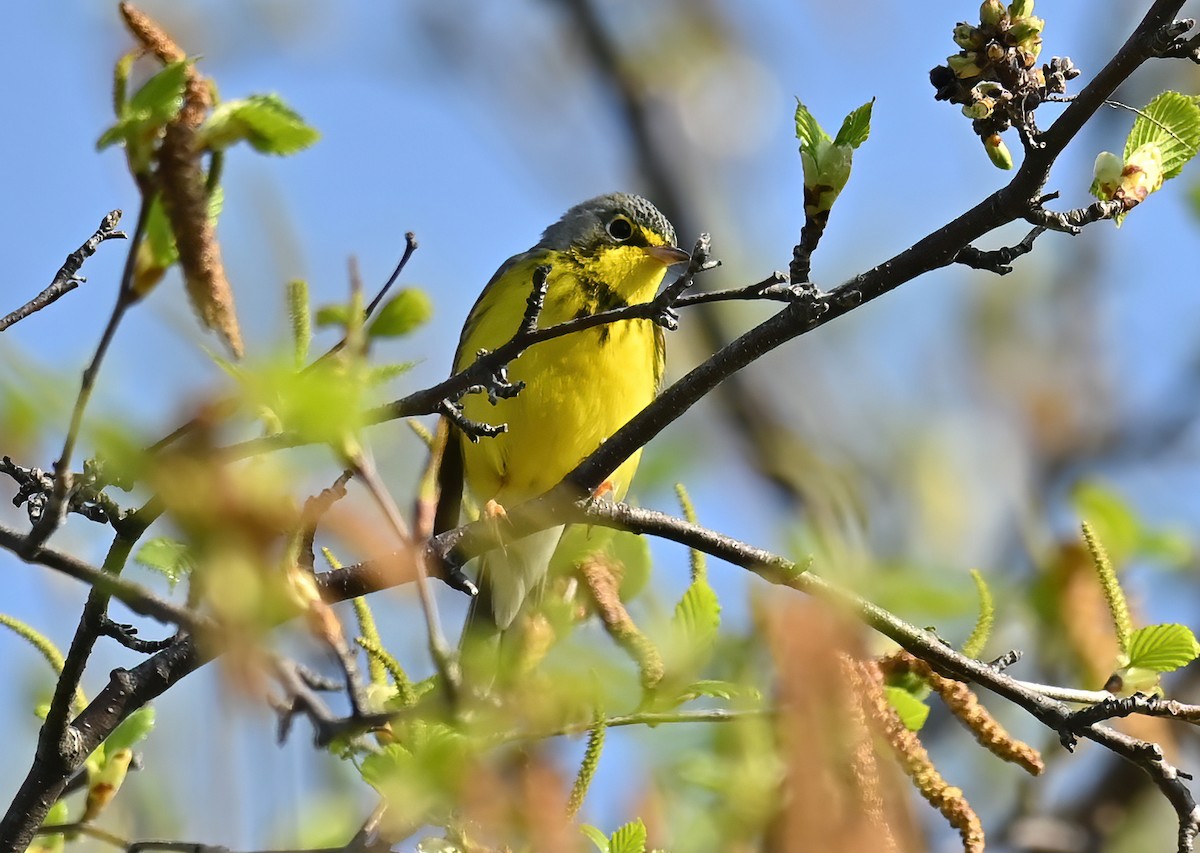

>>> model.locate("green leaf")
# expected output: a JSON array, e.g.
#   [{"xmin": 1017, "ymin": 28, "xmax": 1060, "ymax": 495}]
[
  {"xmin": 112, "ymin": 50, "xmax": 138, "ymax": 116},
  {"xmin": 103, "ymin": 707, "xmax": 156, "ymax": 753},
  {"xmin": 673, "ymin": 579, "xmax": 721, "ymax": 649},
  {"xmin": 962, "ymin": 569, "xmax": 994, "ymax": 659},
  {"xmin": 368, "ymin": 289, "xmax": 434, "ymax": 338},
  {"xmin": 134, "ymin": 195, "xmax": 177, "ymax": 293},
  {"xmin": 794, "ymin": 99, "xmax": 830, "ymax": 152},
  {"xmin": 134, "ymin": 537, "xmax": 196, "ymax": 588},
  {"xmin": 675, "ymin": 679, "xmax": 762, "ymax": 703},
  {"xmin": 1140, "ymin": 529, "xmax": 1193, "ymax": 568},
  {"xmin": 1125, "ymin": 91, "xmax": 1200, "ymax": 181},
  {"xmin": 833, "ymin": 98, "xmax": 874, "ymax": 149},
  {"xmin": 38, "ymin": 799, "xmax": 69, "ymax": 852},
  {"xmin": 199, "ymin": 93, "xmax": 321, "ymax": 155},
  {"xmin": 1125, "ymin": 623, "xmax": 1200, "ymax": 673},
  {"xmin": 610, "ymin": 530, "xmax": 652, "ymax": 601},
  {"xmin": 581, "ymin": 825, "xmax": 611, "ymax": 852},
  {"xmin": 1073, "ymin": 481, "xmax": 1140, "ymax": 567},
  {"xmin": 129, "ymin": 60, "xmax": 191, "ymax": 115},
  {"xmin": 366, "ymin": 361, "xmax": 420, "ymax": 386},
  {"xmin": 608, "ymin": 820, "xmax": 648, "ymax": 853},
  {"xmin": 1072, "ymin": 480, "xmax": 1192, "ymax": 569},
  {"xmin": 242, "ymin": 359, "xmax": 368, "ymax": 448},
  {"xmin": 315, "ymin": 304, "xmax": 352, "ymax": 328},
  {"xmin": 884, "ymin": 685, "xmax": 931, "ymax": 731},
  {"xmin": 97, "ymin": 60, "xmax": 190, "ymax": 150}
]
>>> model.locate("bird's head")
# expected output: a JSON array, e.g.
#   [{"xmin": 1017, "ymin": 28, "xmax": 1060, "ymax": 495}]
[{"xmin": 538, "ymin": 193, "xmax": 690, "ymax": 277}]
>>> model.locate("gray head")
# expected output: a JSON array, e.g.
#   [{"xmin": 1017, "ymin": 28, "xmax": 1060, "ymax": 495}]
[{"xmin": 536, "ymin": 192, "xmax": 679, "ymax": 254}]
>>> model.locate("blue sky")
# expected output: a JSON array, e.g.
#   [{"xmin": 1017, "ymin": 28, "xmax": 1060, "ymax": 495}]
[{"xmin": 2, "ymin": 1, "xmax": 1199, "ymax": 848}]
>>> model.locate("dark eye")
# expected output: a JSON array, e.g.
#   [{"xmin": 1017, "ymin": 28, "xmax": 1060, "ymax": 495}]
[{"xmin": 606, "ymin": 215, "xmax": 634, "ymax": 242}]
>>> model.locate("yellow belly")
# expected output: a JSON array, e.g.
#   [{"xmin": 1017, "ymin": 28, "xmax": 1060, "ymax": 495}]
[
  {"xmin": 460, "ymin": 320, "xmax": 658, "ymax": 504},
  {"xmin": 454, "ymin": 254, "xmax": 666, "ymax": 507}
]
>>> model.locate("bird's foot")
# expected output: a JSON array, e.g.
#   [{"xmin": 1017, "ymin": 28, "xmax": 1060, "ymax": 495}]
[
  {"xmin": 482, "ymin": 499, "xmax": 509, "ymax": 553},
  {"xmin": 584, "ymin": 480, "xmax": 617, "ymax": 510}
]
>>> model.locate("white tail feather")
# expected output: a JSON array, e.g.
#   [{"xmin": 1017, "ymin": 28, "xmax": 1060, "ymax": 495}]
[{"xmin": 481, "ymin": 525, "xmax": 565, "ymax": 629}]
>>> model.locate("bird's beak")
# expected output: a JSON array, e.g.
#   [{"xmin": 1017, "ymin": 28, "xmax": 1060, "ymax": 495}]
[{"xmin": 643, "ymin": 245, "xmax": 691, "ymax": 267}]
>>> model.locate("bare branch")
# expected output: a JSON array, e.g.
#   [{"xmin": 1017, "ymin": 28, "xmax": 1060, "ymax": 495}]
[
  {"xmin": 955, "ymin": 227, "xmax": 1047, "ymax": 274},
  {"xmin": 0, "ymin": 210, "xmax": 127, "ymax": 332}
]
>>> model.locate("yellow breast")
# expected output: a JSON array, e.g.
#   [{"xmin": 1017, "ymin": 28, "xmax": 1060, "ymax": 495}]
[{"xmin": 454, "ymin": 248, "xmax": 668, "ymax": 506}]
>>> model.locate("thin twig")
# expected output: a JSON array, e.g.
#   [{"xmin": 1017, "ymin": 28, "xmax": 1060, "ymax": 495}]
[
  {"xmin": 20, "ymin": 199, "xmax": 150, "ymax": 557},
  {"xmin": 0, "ymin": 523, "xmax": 204, "ymax": 632},
  {"xmin": 350, "ymin": 454, "xmax": 460, "ymax": 700},
  {"xmin": 955, "ymin": 227, "xmax": 1047, "ymax": 274},
  {"xmin": 0, "ymin": 211, "xmax": 127, "ymax": 332}
]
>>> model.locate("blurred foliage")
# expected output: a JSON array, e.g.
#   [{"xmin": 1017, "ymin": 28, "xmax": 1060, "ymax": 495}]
[{"xmin": 3, "ymin": 2, "xmax": 1200, "ymax": 853}]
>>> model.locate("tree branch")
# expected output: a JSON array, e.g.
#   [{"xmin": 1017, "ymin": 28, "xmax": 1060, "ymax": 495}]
[{"xmin": 0, "ymin": 210, "xmax": 127, "ymax": 332}]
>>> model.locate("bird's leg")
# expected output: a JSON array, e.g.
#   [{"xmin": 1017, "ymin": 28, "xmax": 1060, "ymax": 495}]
[
  {"xmin": 483, "ymin": 498, "xmax": 509, "ymax": 555},
  {"xmin": 591, "ymin": 480, "xmax": 616, "ymax": 502}
]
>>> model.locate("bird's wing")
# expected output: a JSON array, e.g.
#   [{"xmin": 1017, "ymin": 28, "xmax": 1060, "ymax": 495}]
[
  {"xmin": 435, "ymin": 249, "xmax": 538, "ymax": 534},
  {"xmin": 432, "ymin": 417, "xmax": 462, "ymax": 536},
  {"xmin": 452, "ymin": 249, "xmax": 541, "ymax": 371}
]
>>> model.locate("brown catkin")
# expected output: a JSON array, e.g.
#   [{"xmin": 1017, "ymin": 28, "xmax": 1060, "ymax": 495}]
[
  {"xmin": 857, "ymin": 658, "xmax": 985, "ymax": 853},
  {"xmin": 119, "ymin": 3, "xmax": 244, "ymax": 357},
  {"xmin": 882, "ymin": 651, "xmax": 1044, "ymax": 776}
]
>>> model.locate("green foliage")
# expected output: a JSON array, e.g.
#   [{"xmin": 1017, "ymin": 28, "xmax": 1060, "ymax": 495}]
[
  {"xmin": 287, "ymin": 279, "xmax": 312, "ymax": 368},
  {"xmin": 1079, "ymin": 521, "xmax": 1133, "ymax": 654},
  {"xmin": 884, "ymin": 684, "xmax": 932, "ymax": 731},
  {"xmin": 198, "ymin": 94, "xmax": 320, "ymax": 155},
  {"xmin": 134, "ymin": 537, "xmax": 195, "ymax": 588},
  {"xmin": 0, "ymin": 613, "xmax": 86, "ymax": 713},
  {"xmin": 1073, "ymin": 481, "xmax": 1191, "ymax": 569},
  {"xmin": 360, "ymin": 726, "xmax": 470, "ymax": 830},
  {"xmin": 1126, "ymin": 623, "xmax": 1200, "ymax": 673},
  {"xmin": 1091, "ymin": 91, "xmax": 1200, "ymax": 224},
  {"xmin": 356, "ymin": 636, "xmax": 416, "ymax": 707},
  {"xmin": 794, "ymin": 98, "xmax": 873, "ymax": 216},
  {"xmin": 673, "ymin": 679, "xmax": 761, "ymax": 704},
  {"xmin": 32, "ymin": 800, "xmax": 70, "ymax": 853},
  {"xmin": 236, "ymin": 355, "xmax": 369, "ymax": 449},
  {"xmin": 583, "ymin": 819, "xmax": 649, "ymax": 853},
  {"xmin": 567, "ymin": 712, "xmax": 607, "ymax": 818},
  {"xmin": 1116, "ymin": 623, "xmax": 1200, "ymax": 693},
  {"xmin": 315, "ymin": 304, "xmax": 352, "ymax": 327},
  {"xmin": 672, "ymin": 580, "xmax": 721, "ymax": 655},
  {"xmin": 104, "ymin": 707, "xmax": 156, "ymax": 754},
  {"xmin": 674, "ymin": 483, "xmax": 707, "ymax": 583},
  {"xmin": 96, "ymin": 60, "xmax": 190, "ymax": 153},
  {"xmin": 1124, "ymin": 92, "xmax": 1200, "ymax": 180},
  {"xmin": 1076, "ymin": 512, "xmax": 1200, "ymax": 694},
  {"xmin": 834, "ymin": 99, "xmax": 874, "ymax": 148},
  {"xmin": 351, "ymin": 593, "xmax": 387, "ymax": 686},
  {"xmin": 962, "ymin": 569, "xmax": 995, "ymax": 659},
  {"xmin": 611, "ymin": 530, "xmax": 652, "ymax": 601},
  {"xmin": 369, "ymin": 289, "xmax": 435, "ymax": 338}
]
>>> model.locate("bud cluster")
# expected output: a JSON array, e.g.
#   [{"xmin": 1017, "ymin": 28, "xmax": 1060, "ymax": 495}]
[{"xmin": 929, "ymin": 0, "xmax": 1080, "ymax": 168}]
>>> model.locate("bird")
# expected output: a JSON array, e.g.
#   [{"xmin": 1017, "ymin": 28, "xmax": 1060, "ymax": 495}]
[{"xmin": 435, "ymin": 192, "xmax": 689, "ymax": 636}]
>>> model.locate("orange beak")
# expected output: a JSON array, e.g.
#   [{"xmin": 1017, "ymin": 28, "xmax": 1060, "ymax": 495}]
[{"xmin": 643, "ymin": 245, "xmax": 690, "ymax": 266}]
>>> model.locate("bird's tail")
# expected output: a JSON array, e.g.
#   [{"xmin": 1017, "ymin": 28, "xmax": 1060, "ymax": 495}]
[
  {"xmin": 459, "ymin": 524, "xmax": 565, "ymax": 687},
  {"xmin": 481, "ymin": 524, "xmax": 565, "ymax": 630}
]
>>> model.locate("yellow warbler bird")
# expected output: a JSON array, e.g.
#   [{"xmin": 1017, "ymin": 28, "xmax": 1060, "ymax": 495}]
[{"xmin": 436, "ymin": 193, "xmax": 688, "ymax": 630}]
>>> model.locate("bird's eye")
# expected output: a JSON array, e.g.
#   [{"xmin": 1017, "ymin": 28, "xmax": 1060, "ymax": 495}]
[{"xmin": 606, "ymin": 215, "xmax": 634, "ymax": 242}]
